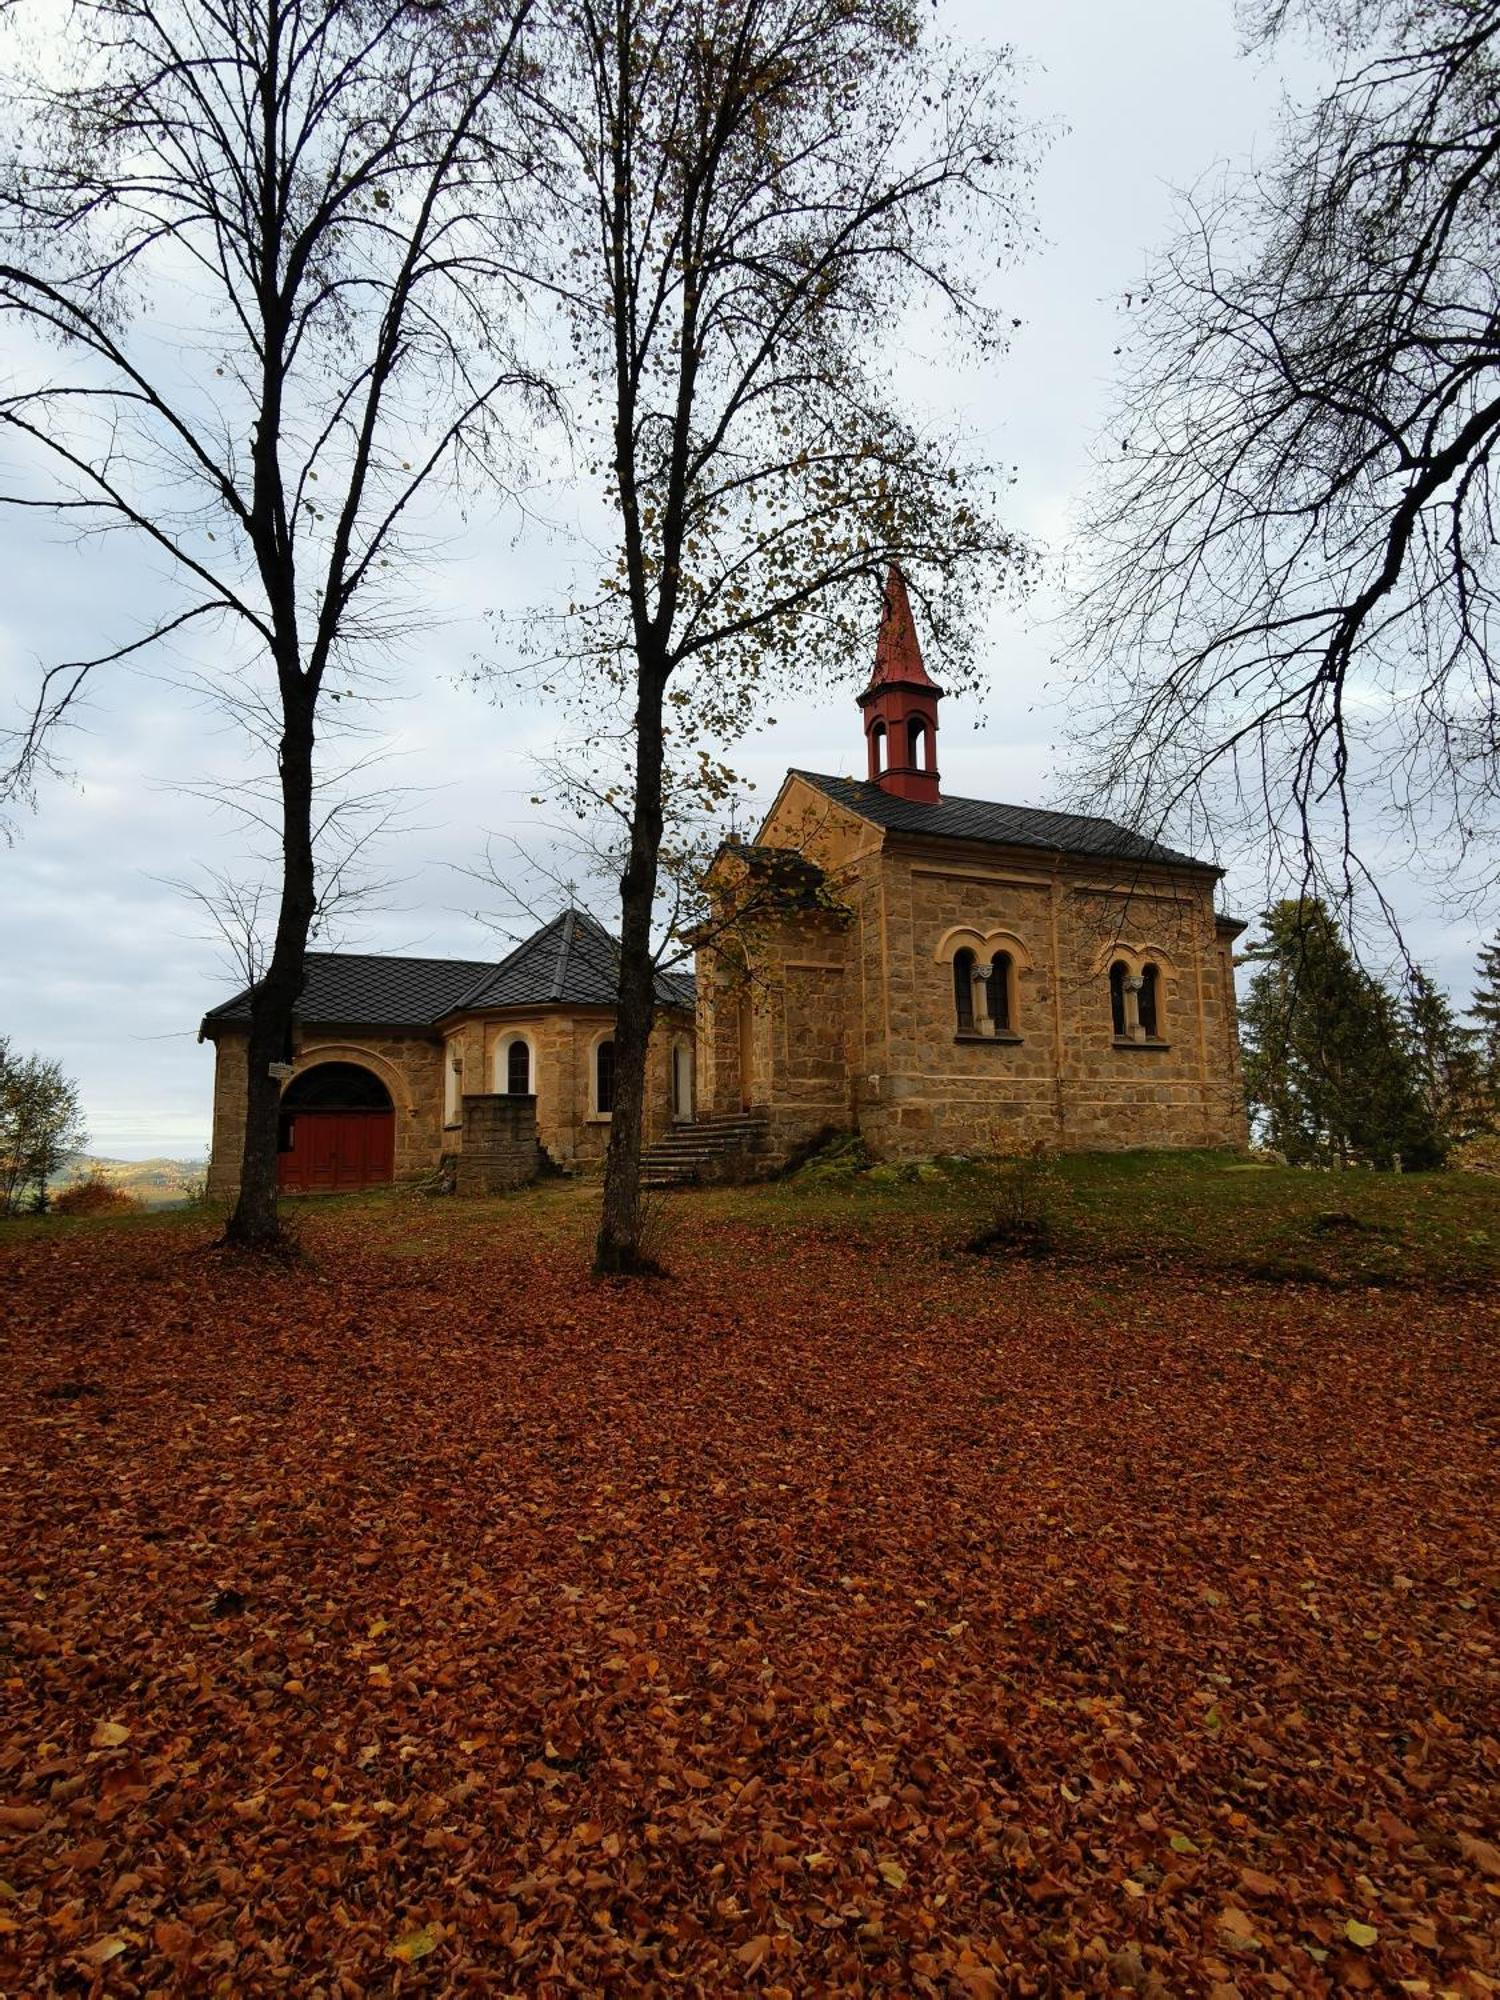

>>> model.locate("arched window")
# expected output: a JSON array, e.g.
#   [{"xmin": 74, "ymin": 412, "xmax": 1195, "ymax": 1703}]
[
  {"xmin": 1139, "ymin": 963, "xmax": 1161, "ymax": 1039},
  {"xmin": 444, "ymin": 1044, "xmax": 461, "ymax": 1125},
  {"xmin": 595, "ymin": 1038, "xmax": 615, "ymax": 1115},
  {"xmin": 506, "ymin": 1037, "xmax": 531, "ymax": 1095},
  {"xmin": 871, "ymin": 721, "xmax": 888, "ymax": 774},
  {"xmin": 907, "ymin": 715, "xmax": 928, "ymax": 770},
  {"xmin": 988, "ymin": 950, "xmax": 1013, "ymax": 1033},
  {"xmin": 953, "ymin": 947, "xmax": 977, "ymax": 1034},
  {"xmin": 1109, "ymin": 961, "xmax": 1128, "ymax": 1038}
]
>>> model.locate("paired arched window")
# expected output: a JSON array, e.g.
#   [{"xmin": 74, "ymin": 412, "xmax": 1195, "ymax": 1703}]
[
  {"xmin": 505, "ymin": 1037, "xmax": 531, "ymax": 1095},
  {"xmin": 953, "ymin": 947, "xmax": 977, "ymax": 1033},
  {"xmin": 594, "ymin": 1038, "xmax": 615, "ymax": 1115},
  {"xmin": 953, "ymin": 947, "xmax": 1018, "ymax": 1035},
  {"xmin": 1110, "ymin": 959, "xmax": 1164, "ymax": 1041}
]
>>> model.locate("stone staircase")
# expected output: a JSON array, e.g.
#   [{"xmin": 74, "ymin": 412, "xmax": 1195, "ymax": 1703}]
[{"xmin": 640, "ymin": 1113, "xmax": 771, "ymax": 1188}]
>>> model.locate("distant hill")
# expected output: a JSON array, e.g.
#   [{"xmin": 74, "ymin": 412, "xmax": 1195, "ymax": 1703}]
[{"xmin": 52, "ymin": 1155, "xmax": 208, "ymax": 1208}]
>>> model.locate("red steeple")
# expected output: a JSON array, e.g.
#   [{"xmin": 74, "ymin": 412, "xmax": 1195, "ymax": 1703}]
[{"xmin": 858, "ymin": 565, "xmax": 943, "ymax": 802}]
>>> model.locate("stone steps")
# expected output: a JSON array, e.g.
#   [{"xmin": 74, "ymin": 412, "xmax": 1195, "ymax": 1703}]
[{"xmin": 640, "ymin": 1114, "xmax": 770, "ymax": 1187}]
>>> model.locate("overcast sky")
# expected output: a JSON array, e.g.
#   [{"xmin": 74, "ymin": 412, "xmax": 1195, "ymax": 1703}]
[{"xmin": 1, "ymin": 0, "xmax": 1486, "ymax": 1160}]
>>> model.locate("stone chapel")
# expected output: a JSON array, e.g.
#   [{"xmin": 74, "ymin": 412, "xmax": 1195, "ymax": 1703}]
[{"xmin": 201, "ymin": 570, "xmax": 1246, "ymax": 1197}]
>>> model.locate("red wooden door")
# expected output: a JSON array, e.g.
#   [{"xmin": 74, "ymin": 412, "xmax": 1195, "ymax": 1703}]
[{"xmin": 279, "ymin": 1110, "xmax": 394, "ymax": 1192}]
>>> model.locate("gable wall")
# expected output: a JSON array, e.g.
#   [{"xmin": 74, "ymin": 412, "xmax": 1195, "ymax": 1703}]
[{"xmin": 697, "ymin": 775, "xmax": 876, "ymax": 1145}]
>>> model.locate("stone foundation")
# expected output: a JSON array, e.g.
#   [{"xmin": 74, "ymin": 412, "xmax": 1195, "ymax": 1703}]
[{"xmin": 455, "ymin": 1093, "xmax": 543, "ymax": 1194}]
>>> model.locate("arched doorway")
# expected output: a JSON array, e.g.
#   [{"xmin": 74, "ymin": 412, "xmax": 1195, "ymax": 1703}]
[{"xmin": 278, "ymin": 1062, "xmax": 395, "ymax": 1192}]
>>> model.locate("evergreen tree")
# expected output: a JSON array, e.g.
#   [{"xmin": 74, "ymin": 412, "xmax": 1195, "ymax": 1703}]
[
  {"xmin": 1240, "ymin": 901, "xmax": 1435, "ymax": 1170},
  {"xmin": 1404, "ymin": 970, "xmax": 1485, "ymax": 1159},
  {"xmin": 1471, "ymin": 934, "xmax": 1500, "ymax": 1104}
]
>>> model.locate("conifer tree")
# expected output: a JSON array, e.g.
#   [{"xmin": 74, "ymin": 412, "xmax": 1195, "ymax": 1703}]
[
  {"xmin": 1472, "ymin": 934, "xmax": 1500, "ymax": 1100},
  {"xmin": 1404, "ymin": 970, "xmax": 1485, "ymax": 1158},
  {"xmin": 1240, "ymin": 901, "xmax": 1437, "ymax": 1170}
]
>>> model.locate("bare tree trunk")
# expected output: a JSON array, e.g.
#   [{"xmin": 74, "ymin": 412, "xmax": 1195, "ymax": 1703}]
[
  {"xmin": 224, "ymin": 694, "xmax": 317, "ymax": 1249},
  {"xmin": 595, "ymin": 670, "xmax": 666, "ymax": 1275}
]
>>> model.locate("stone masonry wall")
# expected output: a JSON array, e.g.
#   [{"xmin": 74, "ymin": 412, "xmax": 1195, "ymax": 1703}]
[
  {"xmin": 455, "ymin": 1093, "xmax": 542, "ymax": 1194},
  {"xmin": 206, "ymin": 1005, "xmax": 691, "ymax": 1198},
  {"xmin": 443, "ymin": 1007, "xmax": 691, "ymax": 1172},
  {"xmin": 205, "ymin": 1027, "xmax": 447, "ymax": 1199},
  {"xmin": 855, "ymin": 851, "xmax": 1246, "ymax": 1157}
]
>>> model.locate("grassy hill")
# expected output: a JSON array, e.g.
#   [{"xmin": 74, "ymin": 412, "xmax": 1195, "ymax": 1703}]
[{"xmin": 52, "ymin": 1154, "xmax": 206, "ymax": 1208}]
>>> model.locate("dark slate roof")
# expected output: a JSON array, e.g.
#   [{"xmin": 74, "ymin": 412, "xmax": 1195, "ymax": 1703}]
[
  {"xmin": 199, "ymin": 909, "xmax": 694, "ymax": 1038},
  {"xmin": 451, "ymin": 908, "xmax": 695, "ymax": 1013},
  {"xmin": 789, "ymin": 771, "xmax": 1216, "ymax": 873},
  {"xmin": 201, "ymin": 953, "xmax": 496, "ymax": 1035}
]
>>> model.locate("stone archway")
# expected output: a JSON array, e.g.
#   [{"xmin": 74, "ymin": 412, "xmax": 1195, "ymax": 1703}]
[{"xmin": 278, "ymin": 1061, "xmax": 395, "ymax": 1193}]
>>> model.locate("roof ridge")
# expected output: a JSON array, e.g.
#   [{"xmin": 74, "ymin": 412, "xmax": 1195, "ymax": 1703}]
[
  {"xmin": 447, "ymin": 918, "xmax": 554, "ymax": 1014},
  {"xmin": 551, "ymin": 908, "xmax": 577, "ymax": 1002},
  {"xmin": 298, "ymin": 949, "xmax": 495, "ymax": 965}
]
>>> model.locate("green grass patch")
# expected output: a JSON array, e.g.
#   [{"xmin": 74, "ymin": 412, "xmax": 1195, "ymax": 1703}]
[
  {"xmin": 6, "ymin": 1148, "xmax": 1494, "ymax": 1289},
  {"xmin": 697, "ymin": 1147, "xmax": 1500, "ymax": 1289}
]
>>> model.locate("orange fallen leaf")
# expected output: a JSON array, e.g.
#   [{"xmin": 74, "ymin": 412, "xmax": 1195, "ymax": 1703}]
[
  {"xmin": 1458, "ymin": 1835, "xmax": 1500, "ymax": 1880},
  {"xmin": 1239, "ymin": 1867, "xmax": 1280, "ymax": 1898}
]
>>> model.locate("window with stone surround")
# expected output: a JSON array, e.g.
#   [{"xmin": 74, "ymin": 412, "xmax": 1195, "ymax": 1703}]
[
  {"xmin": 953, "ymin": 947, "xmax": 977, "ymax": 1033},
  {"xmin": 1111, "ymin": 958, "xmax": 1167, "ymax": 1043},
  {"xmin": 988, "ymin": 950, "xmax": 1014, "ymax": 1033},
  {"xmin": 1110, "ymin": 960, "xmax": 1128, "ymax": 1038},
  {"xmin": 594, "ymin": 1038, "xmax": 615, "ymax": 1116},
  {"xmin": 499, "ymin": 1034, "xmax": 532, "ymax": 1095},
  {"xmin": 1139, "ymin": 963, "xmax": 1161, "ymax": 1039}
]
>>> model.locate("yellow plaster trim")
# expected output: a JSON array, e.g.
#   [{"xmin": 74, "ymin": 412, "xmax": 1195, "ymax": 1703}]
[
  {"xmin": 909, "ymin": 863, "xmax": 1053, "ymax": 889},
  {"xmin": 1087, "ymin": 941, "xmax": 1181, "ymax": 981},
  {"xmin": 933, "ymin": 925, "xmax": 1036, "ymax": 972}
]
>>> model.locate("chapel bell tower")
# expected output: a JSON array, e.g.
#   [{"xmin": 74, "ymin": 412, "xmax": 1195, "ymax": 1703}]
[{"xmin": 858, "ymin": 565, "xmax": 943, "ymax": 804}]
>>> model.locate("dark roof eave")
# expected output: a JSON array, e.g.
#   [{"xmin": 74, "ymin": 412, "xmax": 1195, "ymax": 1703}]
[
  {"xmin": 875, "ymin": 821, "xmax": 1223, "ymax": 880},
  {"xmin": 201, "ymin": 1015, "xmax": 448, "ymax": 1041},
  {"xmin": 785, "ymin": 769, "xmax": 1217, "ymax": 875}
]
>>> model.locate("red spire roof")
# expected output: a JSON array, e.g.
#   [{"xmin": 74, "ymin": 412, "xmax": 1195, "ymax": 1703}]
[{"xmin": 866, "ymin": 564, "xmax": 939, "ymax": 692}]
